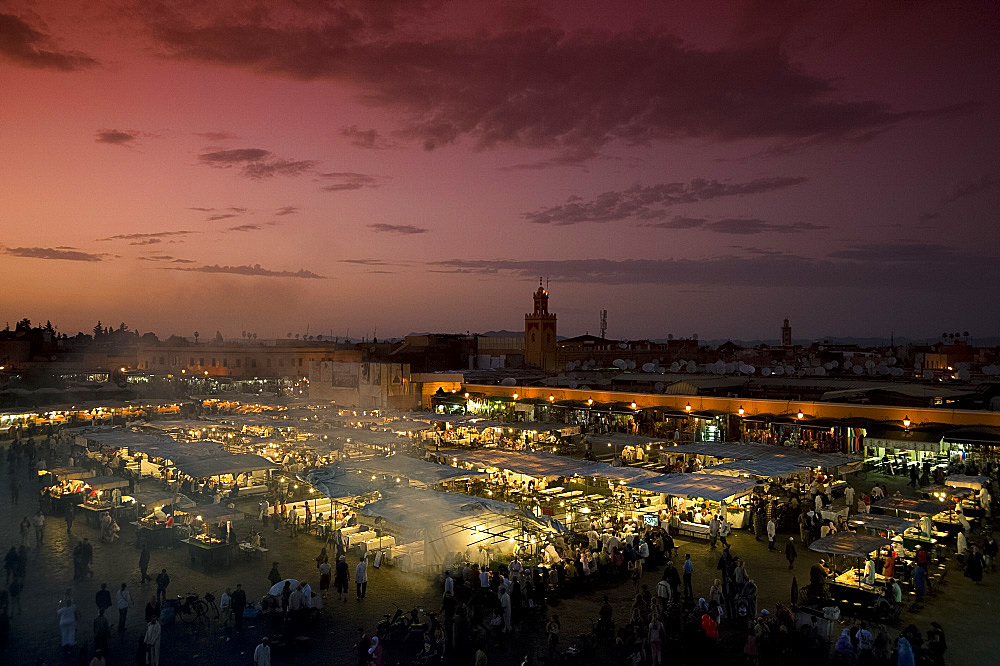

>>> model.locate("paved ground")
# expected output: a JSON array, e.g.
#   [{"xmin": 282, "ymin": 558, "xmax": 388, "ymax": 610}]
[{"xmin": 1, "ymin": 456, "xmax": 997, "ymax": 665}]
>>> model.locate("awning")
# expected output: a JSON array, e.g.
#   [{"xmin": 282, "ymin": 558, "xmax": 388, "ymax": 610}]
[
  {"xmin": 945, "ymin": 475, "xmax": 990, "ymax": 490},
  {"xmin": 808, "ymin": 533, "xmax": 891, "ymax": 558},
  {"xmin": 129, "ymin": 490, "xmax": 196, "ymax": 510},
  {"xmin": 873, "ymin": 496, "xmax": 949, "ymax": 516},
  {"xmin": 335, "ymin": 456, "xmax": 487, "ymax": 485},
  {"xmin": 628, "ymin": 473, "xmax": 757, "ymax": 502},
  {"xmin": 848, "ymin": 514, "xmax": 917, "ymax": 534},
  {"xmin": 85, "ymin": 475, "xmax": 130, "ymax": 491},
  {"xmin": 171, "ymin": 453, "xmax": 277, "ymax": 479},
  {"xmin": 190, "ymin": 504, "xmax": 243, "ymax": 524},
  {"xmin": 361, "ymin": 489, "xmax": 520, "ymax": 526},
  {"xmin": 44, "ymin": 466, "xmax": 95, "ymax": 481}
]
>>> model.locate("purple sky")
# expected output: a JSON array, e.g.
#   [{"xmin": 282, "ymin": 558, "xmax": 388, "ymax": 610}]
[{"xmin": 1, "ymin": 1, "xmax": 998, "ymax": 341}]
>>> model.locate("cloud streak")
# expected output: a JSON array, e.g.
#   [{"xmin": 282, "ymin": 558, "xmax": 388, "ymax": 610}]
[
  {"xmin": 0, "ymin": 12, "xmax": 98, "ymax": 71},
  {"xmin": 368, "ymin": 223, "xmax": 428, "ymax": 234},
  {"xmin": 524, "ymin": 176, "xmax": 808, "ymax": 225},
  {"xmin": 317, "ymin": 171, "xmax": 380, "ymax": 192},
  {"xmin": 2, "ymin": 245, "xmax": 104, "ymax": 261},
  {"xmin": 341, "ymin": 126, "xmax": 396, "ymax": 149},
  {"xmin": 95, "ymin": 129, "xmax": 140, "ymax": 145},
  {"xmin": 98, "ymin": 231, "xmax": 196, "ymax": 241},
  {"xmin": 167, "ymin": 263, "xmax": 326, "ymax": 279},
  {"xmin": 942, "ymin": 173, "xmax": 998, "ymax": 204},
  {"xmin": 198, "ymin": 147, "xmax": 317, "ymax": 179}
]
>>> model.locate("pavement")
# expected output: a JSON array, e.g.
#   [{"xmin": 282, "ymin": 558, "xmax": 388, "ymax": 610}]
[{"xmin": 1, "ymin": 453, "xmax": 997, "ymax": 665}]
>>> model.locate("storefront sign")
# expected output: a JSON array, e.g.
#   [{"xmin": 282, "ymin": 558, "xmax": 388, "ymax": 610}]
[{"xmin": 865, "ymin": 437, "xmax": 942, "ymax": 453}]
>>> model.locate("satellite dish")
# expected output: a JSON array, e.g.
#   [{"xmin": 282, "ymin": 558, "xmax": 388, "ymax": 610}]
[
  {"xmin": 746, "ymin": 365, "xmax": 756, "ymax": 374},
  {"xmin": 773, "ymin": 366, "xmax": 784, "ymax": 376},
  {"xmin": 642, "ymin": 363, "xmax": 655, "ymax": 372},
  {"xmin": 865, "ymin": 360, "xmax": 875, "ymax": 370},
  {"xmin": 670, "ymin": 362, "xmax": 680, "ymax": 372},
  {"xmin": 784, "ymin": 365, "xmax": 794, "ymax": 375},
  {"xmin": 628, "ymin": 360, "xmax": 637, "ymax": 370},
  {"xmin": 815, "ymin": 366, "xmax": 826, "ymax": 376},
  {"xmin": 686, "ymin": 361, "xmax": 696, "ymax": 373},
  {"xmin": 501, "ymin": 377, "xmax": 517, "ymax": 386},
  {"xmin": 565, "ymin": 362, "xmax": 575, "ymax": 371},
  {"xmin": 654, "ymin": 382, "xmax": 665, "ymax": 392},
  {"xmin": 725, "ymin": 362, "xmax": 736, "ymax": 374},
  {"xmin": 568, "ymin": 380, "xmax": 578, "ymax": 389},
  {"xmin": 618, "ymin": 342, "xmax": 628, "ymax": 349},
  {"xmin": 843, "ymin": 361, "xmax": 852, "ymax": 370},
  {"xmin": 886, "ymin": 357, "xmax": 896, "ymax": 366},
  {"xmin": 890, "ymin": 367, "xmax": 904, "ymax": 377},
  {"xmin": 958, "ymin": 368, "xmax": 971, "ymax": 381},
  {"xmin": 613, "ymin": 359, "xmax": 626, "ymax": 369},
  {"xmin": 761, "ymin": 367, "xmax": 772, "ymax": 376}
]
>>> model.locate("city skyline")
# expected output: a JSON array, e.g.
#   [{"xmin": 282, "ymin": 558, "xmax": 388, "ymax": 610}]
[{"xmin": 2, "ymin": 1, "xmax": 998, "ymax": 340}]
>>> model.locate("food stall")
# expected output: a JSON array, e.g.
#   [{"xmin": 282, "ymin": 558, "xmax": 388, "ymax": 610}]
[
  {"xmin": 945, "ymin": 475, "xmax": 991, "ymax": 519},
  {"xmin": 627, "ymin": 473, "xmax": 757, "ymax": 536},
  {"xmin": 872, "ymin": 496, "xmax": 953, "ymax": 546},
  {"xmin": 39, "ymin": 468, "xmax": 96, "ymax": 514},
  {"xmin": 808, "ymin": 533, "xmax": 894, "ymax": 609},
  {"xmin": 127, "ymin": 489, "xmax": 196, "ymax": 526},
  {"xmin": 359, "ymin": 488, "xmax": 566, "ymax": 573},
  {"xmin": 181, "ymin": 504, "xmax": 243, "ymax": 567},
  {"xmin": 76, "ymin": 475, "xmax": 131, "ymax": 526}
]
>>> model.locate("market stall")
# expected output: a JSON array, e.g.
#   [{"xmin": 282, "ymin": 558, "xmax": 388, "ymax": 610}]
[
  {"xmin": 181, "ymin": 504, "xmax": 243, "ymax": 567},
  {"xmin": 76, "ymin": 475, "xmax": 131, "ymax": 526},
  {"xmin": 628, "ymin": 473, "xmax": 757, "ymax": 534},
  {"xmin": 808, "ymin": 533, "xmax": 894, "ymax": 609},
  {"xmin": 39, "ymin": 470, "xmax": 95, "ymax": 515}
]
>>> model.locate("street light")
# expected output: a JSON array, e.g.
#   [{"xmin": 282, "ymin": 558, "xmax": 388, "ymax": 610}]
[
  {"xmin": 512, "ymin": 393, "xmax": 519, "ymax": 400},
  {"xmin": 464, "ymin": 392, "xmax": 469, "ymax": 398},
  {"xmin": 903, "ymin": 416, "xmax": 911, "ymax": 428},
  {"xmin": 587, "ymin": 398, "xmax": 593, "ymax": 406},
  {"xmin": 630, "ymin": 402, "xmax": 637, "ymax": 410},
  {"xmin": 684, "ymin": 402, "xmax": 692, "ymax": 412},
  {"xmin": 549, "ymin": 395, "xmax": 555, "ymax": 402},
  {"xmin": 738, "ymin": 405, "xmax": 745, "ymax": 416},
  {"xmin": 797, "ymin": 411, "xmax": 804, "ymax": 420}
]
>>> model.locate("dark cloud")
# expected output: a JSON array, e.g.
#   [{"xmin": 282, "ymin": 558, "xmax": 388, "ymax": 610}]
[
  {"xmin": 826, "ymin": 242, "xmax": 976, "ymax": 263},
  {"xmin": 167, "ymin": 263, "xmax": 326, "ymax": 279},
  {"xmin": 138, "ymin": 254, "xmax": 197, "ymax": 263},
  {"xmin": 193, "ymin": 131, "xmax": 237, "ymax": 140},
  {"xmin": 95, "ymin": 129, "xmax": 139, "ymax": 145},
  {"xmin": 640, "ymin": 216, "xmax": 706, "ymax": 229},
  {"xmin": 98, "ymin": 231, "xmax": 196, "ymax": 241},
  {"xmin": 368, "ymin": 223, "xmax": 428, "ymax": 234},
  {"xmin": 2, "ymin": 245, "xmax": 103, "ymax": 261},
  {"xmin": 207, "ymin": 213, "xmax": 239, "ymax": 221},
  {"xmin": 142, "ymin": 4, "xmax": 969, "ymax": 158},
  {"xmin": 188, "ymin": 207, "xmax": 215, "ymax": 212},
  {"xmin": 317, "ymin": 172, "xmax": 379, "ymax": 192},
  {"xmin": 524, "ymin": 177, "xmax": 808, "ymax": 225},
  {"xmin": 706, "ymin": 219, "xmax": 827, "ymax": 235},
  {"xmin": 275, "ymin": 206, "xmax": 299, "ymax": 216},
  {"xmin": 428, "ymin": 247, "xmax": 997, "ymax": 290},
  {"xmin": 942, "ymin": 174, "xmax": 998, "ymax": 204},
  {"xmin": 0, "ymin": 12, "xmax": 98, "ymax": 71},
  {"xmin": 129, "ymin": 238, "xmax": 162, "ymax": 246},
  {"xmin": 339, "ymin": 258, "xmax": 397, "ymax": 266},
  {"xmin": 198, "ymin": 147, "xmax": 317, "ymax": 179},
  {"xmin": 226, "ymin": 224, "xmax": 262, "ymax": 232},
  {"xmin": 341, "ymin": 126, "xmax": 396, "ymax": 149}
]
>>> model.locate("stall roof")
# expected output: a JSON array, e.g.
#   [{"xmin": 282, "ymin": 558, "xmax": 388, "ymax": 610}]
[
  {"xmin": 360, "ymin": 488, "xmax": 520, "ymax": 526},
  {"xmin": 670, "ymin": 441, "xmax": 861, "ymax": 471},
  {"xmin": 336, "ymin": 456, "xmax": 487, "ymax": 485},
  {"xmin": 191, "ymin": 503, "xmax": 243, "ymax": 524},
  {"xmin": 378, "ymin": 420, "xmax": 434, "ymax": 432},
  {"xmin": 129, "ymin": 489, "xmax": 196, "ymax": 510},
  {"xmin": 808, "ymin": 533, "xmax": 892, "ymax": 558},
  {"xmin": 443, "ymin": 448, "xmax": 662, "ymax": 485},
  {"xmin": 84, "ymin": 431, "xmax": 180, "ymax": 456},
  {"xmin": 585, "ymin": 433, "xmax": 669, "ymax": 447},
  {"xmin": 85, "ymin": 475, "xmax": 130, "ymax": 491},
  {"xmin": 848, "ymin": 514, "xmax": 917, "ymax": 534},
  {"xmin": 45, "ymin": 466, "xmax": 94, "ymax": 480},
  {"xmin": 705, "ymin": 457, "xmax": 811, "ymax": 479},
  {"xmin": 945, "ymin": 475, "xmax": 990, "ymax": 490},
  {"xmin": 628, "ymin": 473, "xmax": 757, "ymax": 502},
  {"xmin": 171, "ymin": 452, "xmax": 277, "ymax": 479},
  {"xmin": 873, "ymin": 496, "xmax": 949, "ymax": 516}
]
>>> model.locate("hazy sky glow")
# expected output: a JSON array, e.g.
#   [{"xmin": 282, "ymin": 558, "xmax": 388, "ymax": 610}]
[{"xmin": 2, "ymin": 1, "xmax": 998, "ymax": 340}]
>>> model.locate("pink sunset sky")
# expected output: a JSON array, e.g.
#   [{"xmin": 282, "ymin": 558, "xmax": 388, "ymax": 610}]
[{"xmin": 1, "ymin": 0, "xmax": 998, "ymax": 341}]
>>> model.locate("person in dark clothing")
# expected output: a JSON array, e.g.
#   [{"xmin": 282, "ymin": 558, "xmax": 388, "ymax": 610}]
[
  {"xmin": 3, "ymin": 547, "xmax": 16, "ymax": 585},
  {"xmin": 93, "ymin": 609, "xmax": 110, "ymax": 653},
  {"xmin": 909, "ymin": 465, "xmax": 918, "ymax": 488},
  {"xmin": 785, "ymin": 538, "xmax": 797, "ymax": 570},
  {"xmin": 138, "ymin": 546, "xmax": 151, "ymax": 584},
  {"xmin": 267, "ymin": 562, "xmax": 282, "ymax": 587},
  {"xmin": 81, "ymin": 539, "xmax": 94, "ymax": 579},
  {"xmin": 95, "ymin": 583, "xmax": 112, "ymax": 614},
  {"xmin": 356, "ymin": 628, "xmax": 369, "ymax": 666},
  {"xmin": 155, "ymin": 569, "xmax": 170, "ymax": 604},
  {"xmin": 144, "ymin": 599, "xmax": 160, "ymax": 623},
  {"xmin": 664, "ymin": 562, "xmax": 681, "ymax": 599},
  {"xmin": 65, "ymin": 504, "xmax": 75, "ymax": 534},
  {"xmin": 230, "ymin": 584, "xmax": 247, "ymax": 632}
]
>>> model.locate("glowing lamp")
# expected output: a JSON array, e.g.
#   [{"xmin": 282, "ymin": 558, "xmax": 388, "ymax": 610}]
[{"xmin": 738, "ymin": 406, "xmax": 745, "ymax": 416}]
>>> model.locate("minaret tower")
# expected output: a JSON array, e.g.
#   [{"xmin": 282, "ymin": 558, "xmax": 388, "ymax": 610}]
[{"xmin": 525, "ymin": 278, "xmax": 558, "ymax": 372}]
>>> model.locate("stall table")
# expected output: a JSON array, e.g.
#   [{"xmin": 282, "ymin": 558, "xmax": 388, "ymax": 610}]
[
  {"xmin": 183, "ymin": 536, "xmax": 234, "ymax": 566},
  {"xmin": 676, "ymin": 521, "xmax": 711, "ymax": 540},
  {"xmin": 135, "ymin": 522, "xmax": 178, "ymax": 549},
  {"xmin": 78, "ymin": 503, "xmax": 113, "ymax": 527}
]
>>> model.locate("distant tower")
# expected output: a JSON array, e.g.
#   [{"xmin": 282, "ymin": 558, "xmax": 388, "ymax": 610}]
[
  {"xmin": 600, "ymin": 309, "xmax": 608, "ymax": 339},
  {"xmin": 525, "ymin": 278, "xmax": 558, "ymax": 372},
  {"xmin": 781, "ymin": 318, "xmax": 792, "ymax": 347}
]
